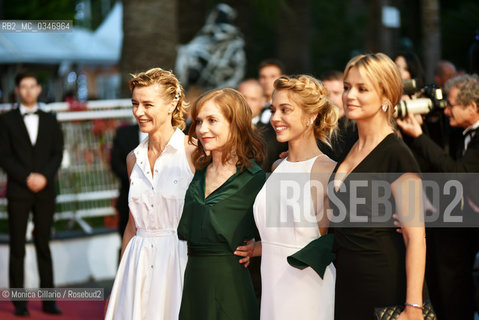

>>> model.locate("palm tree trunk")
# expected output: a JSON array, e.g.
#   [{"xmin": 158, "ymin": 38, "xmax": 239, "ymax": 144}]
[
  {"xmin": 421, "ymin": 0, "xmax": 441, "ymax": 83},
  {"xmin": 120, "ymin": 0, "xmax": 178, "ymax": 97},
  {"xmin": 277, "ymin": 0, "xmax": 313, "ymax": 74}
]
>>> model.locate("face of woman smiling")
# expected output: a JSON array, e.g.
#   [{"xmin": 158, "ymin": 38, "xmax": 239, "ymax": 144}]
[
  {"xmin": 270, "ymin": 89, "xmax": 312, "ymax": 143},
  {"xmin": 342, "ymin": 67, "xmax": 384, "ymax": 121},
  {"xmin": 195, "ymin": 100, "xmax": 231, "ymax": 152},
  {"xmin": 132, "ymin": 84, "xmax": 174, "ymax": 134}
]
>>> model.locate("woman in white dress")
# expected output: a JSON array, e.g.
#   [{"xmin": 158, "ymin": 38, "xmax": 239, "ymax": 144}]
[
  {"xmin": 105, "ymin": 68, "xmax": 196, "ymax": 320},
  {"xmin": 251, "ymin": 75, "xmax": 338, "ymax": 320}
]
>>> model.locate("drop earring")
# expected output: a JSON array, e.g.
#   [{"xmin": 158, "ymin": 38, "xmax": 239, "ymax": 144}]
[{"xmin": 382, "ymin": 104, "xmax": 388, "ymax": 112}]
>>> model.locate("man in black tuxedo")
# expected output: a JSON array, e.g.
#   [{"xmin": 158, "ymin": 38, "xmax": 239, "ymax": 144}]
[
  {"xmin": 397, "ymin": 74, "xmax": 479, "ymax": 320},
  {"xmin": 0, "ymin": 71, "xmax": 63, "ymax": 316},
  {"xmin": 110, "ymin": 124, "xmax": 142, "ymax": 238}
]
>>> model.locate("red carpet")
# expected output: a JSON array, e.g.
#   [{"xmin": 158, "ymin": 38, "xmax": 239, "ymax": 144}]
[{"xmin": 0, "ymin": 300, "xmax": 106, "ymax": 319}]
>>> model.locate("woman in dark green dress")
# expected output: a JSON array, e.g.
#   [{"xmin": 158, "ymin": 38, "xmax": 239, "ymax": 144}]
[{"xmin": 178, "ymin": 88, "xmax": 266, "ymax": 320}]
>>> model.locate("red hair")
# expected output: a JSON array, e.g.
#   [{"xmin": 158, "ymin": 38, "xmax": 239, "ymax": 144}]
[{"xmin": 188, "ymin": 88, "xmax": 265, "ymax": 169}]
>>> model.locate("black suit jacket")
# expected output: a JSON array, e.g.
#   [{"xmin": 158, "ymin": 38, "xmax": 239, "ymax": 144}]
[
  {"xmin": 110, "ymin": 124, "xmax": 140, "ymax": 211},
  {"xmin": 410, "ymin": 129, "xmax": 479, "ymax": 173},
  {"xmin": 110, "ymin": 124, "xmax": 139, "ymax": 189},
  {"xmin": 410, "ymin": 128, "xmax": 479, "ymax": 219},
  {"xmin": 0, "ymin": 107, "xmax": 63, "ymax": 200}
]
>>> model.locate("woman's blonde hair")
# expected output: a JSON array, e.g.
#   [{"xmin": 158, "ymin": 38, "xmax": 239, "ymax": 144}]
[
  {"xmin": 274, "ymin": 74, "xmax": 338, "ymax": 144},
  {"xmin": 344, "ymin": 53, "xmax": 403, "ymax": 124},
  {"xmin": 129, "ymin": 67, "xmax": 189, "ymax": 130},
  {"xmin": 188, "ymin": 88, "xmax": 265, "ymax": 170}
]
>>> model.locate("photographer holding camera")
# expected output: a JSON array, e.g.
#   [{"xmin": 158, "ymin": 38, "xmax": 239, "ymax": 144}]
[{"xmin": 397, "ymin": 74, "xmax": 479, "ymax": 320}]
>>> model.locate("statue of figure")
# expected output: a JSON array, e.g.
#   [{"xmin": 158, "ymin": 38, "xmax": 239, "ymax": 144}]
[{"xmin": 175, "ymin": 3, "xmax": 246, "ymax": 90}]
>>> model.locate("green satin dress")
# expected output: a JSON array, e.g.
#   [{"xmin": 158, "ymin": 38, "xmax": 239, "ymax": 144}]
[{"xmin": 178, "ymin": 160, "xmax": 265, "ymax": 320}]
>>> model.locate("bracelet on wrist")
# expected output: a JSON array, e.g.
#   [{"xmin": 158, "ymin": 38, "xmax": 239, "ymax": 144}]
[{"xmin": 404, "ymin": 302, "xmax": 423, "ymax": 310}]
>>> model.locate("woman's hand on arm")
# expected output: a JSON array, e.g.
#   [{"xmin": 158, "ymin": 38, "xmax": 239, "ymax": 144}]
[{"xmin": 235, "ymin": 240, "xmax": 262, "ymax": 268}]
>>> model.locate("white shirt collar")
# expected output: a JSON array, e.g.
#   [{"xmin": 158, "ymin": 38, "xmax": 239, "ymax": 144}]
[
  {"xmin": 167, "ymin": 128, "xmax": 185, "ymax": 151},
  {"xmin": 136, "ymin": 127, "xmax": 185, "ymax": 154},
  {"xmin": 463, "ymin": 119, "xmax": 479, "ymax": 136},
  {"xmin": 19, "ymin": 104, "xmax": 39, "ymax": 115},
  {"xmin": 139, "ymin": 130, "xmax": 148, "ymax": 143},
  {"xmin": 133, "ymin": 128, "xmax": 185, "ymax": 180}
]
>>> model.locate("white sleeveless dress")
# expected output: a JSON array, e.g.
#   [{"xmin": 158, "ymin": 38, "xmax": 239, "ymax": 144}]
[
  {"xmin": 105, "ymin": 128, "xmax": 194, "ymax": 320},
  {"xmin": 253, "ymin": 155, "xmax": 336, "ymax": 320}
]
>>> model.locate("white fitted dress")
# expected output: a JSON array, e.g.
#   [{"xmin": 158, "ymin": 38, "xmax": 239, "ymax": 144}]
[
  {"xmin": 253, "ymin": 155, "xmax": 336, "ymax": 320},
  {"xmin": 105, "ymin": 128, "xmax": 194, "ymax": 320}
]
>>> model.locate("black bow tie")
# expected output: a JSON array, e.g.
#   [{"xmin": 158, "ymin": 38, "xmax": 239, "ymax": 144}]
[{"xmin": 22, "ymin": 110, "xmax": 38, "ymax": 117}]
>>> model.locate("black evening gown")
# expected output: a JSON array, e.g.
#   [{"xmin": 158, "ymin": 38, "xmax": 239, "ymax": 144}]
[{"xmin": 329, "ymin": 133, "xmax": 420, "ymax": 320}]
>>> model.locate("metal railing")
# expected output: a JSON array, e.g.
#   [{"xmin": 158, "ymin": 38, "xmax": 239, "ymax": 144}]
[{"xmin": 0, "ymin": 100, "xmax": 134, "ymax": 234}]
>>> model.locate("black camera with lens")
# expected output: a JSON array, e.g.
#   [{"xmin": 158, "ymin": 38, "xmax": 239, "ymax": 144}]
[{"xmin": 394, "ymin": 79, "xmax": 448, "ymax": 118}]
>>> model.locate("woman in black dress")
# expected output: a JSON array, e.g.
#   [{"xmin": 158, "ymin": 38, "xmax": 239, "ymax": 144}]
[{"xmin": 330, "ymin": 53, "xmax": 426, "ymax": 320}]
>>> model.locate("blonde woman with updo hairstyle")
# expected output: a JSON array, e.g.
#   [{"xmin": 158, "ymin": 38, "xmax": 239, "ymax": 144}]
[
  {"xmin": 105, "ymin": 67, "xmax": 197, "ymax": 319},
  {"xmin": 177, "ymin": 88, "xmax": 266, "ymax": 320},
  {"xmin": 250, "ymin": 74, "xmax": 338, "ymax": 319},
  {"xmin": 330, "ymin": 53, "xmax": 426, "ymax": 320}
]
